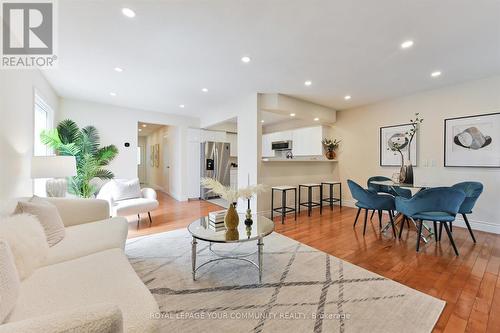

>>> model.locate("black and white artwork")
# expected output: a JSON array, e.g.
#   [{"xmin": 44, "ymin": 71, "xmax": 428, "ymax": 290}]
[
  {"xmin": 380, "ymin": 124, "xmax": 417, "ymax": 167},
  {"xmin": 445, "ymin": 112, "xmax": 500, "ymax": 167}
]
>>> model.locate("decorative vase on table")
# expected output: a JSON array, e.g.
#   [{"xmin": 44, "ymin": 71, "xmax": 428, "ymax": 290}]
[
  {"xmin": 325, "ymin": 150, "xmax": 336, "ymax": 160},
  {"xmin": 399, "ymin": 158, "xmax": 414, "ymax": 185},
  {"xmin": 224, "ymin": 203, "xmax": 240, "ymax": 231}
]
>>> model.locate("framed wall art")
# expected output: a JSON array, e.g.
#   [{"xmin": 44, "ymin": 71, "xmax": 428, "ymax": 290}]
[
  {"xmin": 444, "ymin": 112, "xmax": 500, "ymax": 168},
  {"xmin": 380, "ymin": 123, "xmax": 418, "ymax": 167}
]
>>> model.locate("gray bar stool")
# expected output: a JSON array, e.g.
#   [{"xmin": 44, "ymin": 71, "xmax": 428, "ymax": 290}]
[
  {"xmin": 271, "ymin": 186, "xmax": 297, "ymax": 224},
  {"xmin": 298, "ymin": 183, "xmax": 322, "ymax": 217},
  {"xmin": 321, "ymin": 181, "xmax": 342, "ymax": 209}
]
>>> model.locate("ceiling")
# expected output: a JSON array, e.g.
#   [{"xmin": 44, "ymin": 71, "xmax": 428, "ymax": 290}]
[
  {"xmin": 44, "ymin": 0, "xmax": 500, "ymax": 117},
  {"xmin": 138, "ymin": 122, "xmax": 166, "ymax": 137}
]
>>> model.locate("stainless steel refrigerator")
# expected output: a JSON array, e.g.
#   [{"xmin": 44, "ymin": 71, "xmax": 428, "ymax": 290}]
[{"xmin": 200, "ymin": 141, "xmax": 231, "ymax": 199}]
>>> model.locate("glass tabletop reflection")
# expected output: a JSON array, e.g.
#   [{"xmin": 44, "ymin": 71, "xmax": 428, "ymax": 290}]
[{"xmin": 188, "ymin": 214, "xmax": 275, "ymax": 243}]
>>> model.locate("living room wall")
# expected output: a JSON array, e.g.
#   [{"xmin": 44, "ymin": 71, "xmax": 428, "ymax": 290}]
[
  {"xmin": 333, "ymin": 75, "xmax": 500, "ymax": 233},
  {"xmin": 0, "ymin": 69, "xmax": 59, "ymax": 200},
  {"xmin": 58, "ymin": 99, "xmax": 199, "ymax": 201}
]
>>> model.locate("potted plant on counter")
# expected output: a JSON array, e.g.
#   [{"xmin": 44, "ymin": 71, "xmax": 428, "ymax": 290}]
[{"xmin": 322, "ymin": 138, "xmax": 341, "ymax": 160}]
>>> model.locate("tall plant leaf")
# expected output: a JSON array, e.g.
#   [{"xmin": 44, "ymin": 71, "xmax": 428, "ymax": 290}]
[
  {"xmin": 96, "ymin": 145, "xmax": 118, "ymax": 166},
  {"xmin": 57, "ymin": 119, "xmax": 80, "ymax": 145}
]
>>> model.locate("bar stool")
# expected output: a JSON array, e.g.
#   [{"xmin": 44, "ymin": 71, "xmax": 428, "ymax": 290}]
[
  {"xmin": 271, "ymin": 186, "xmax": 297, "ymax": 224},
  {"xmin": 298, "ymin": 184, "xmax": 322, "ymax": 217},
  {"xmin": 321, "ymin": 181, "xmax": 342, "ymax": 210}
]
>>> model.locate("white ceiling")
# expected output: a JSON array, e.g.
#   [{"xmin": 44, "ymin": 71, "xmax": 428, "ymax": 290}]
[
  {"xmin": 138, "ymin": 122, "xmax": 166, "ymax": 137},
  {"xmin": 44, "ymin": 0, "xmax": 500, "ymax": 117}
]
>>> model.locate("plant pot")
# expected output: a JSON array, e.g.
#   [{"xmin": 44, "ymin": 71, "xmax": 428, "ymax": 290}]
[
  {"xmin": 224, "ymin": 203, "xmax": 239, "ymax": 231},
  {"xmin": 325, "ymin": 150, "xmax": 336, "ymax": 160}
]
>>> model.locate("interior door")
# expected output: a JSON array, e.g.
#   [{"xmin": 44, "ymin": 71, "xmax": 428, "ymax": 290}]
[
  {"xmin": 138, "ymin": 142, "xmax": 147, "ymax": 183},
  {"xmin": 162, "ymin": 135, "xmax": 170, "ymax": 194}
]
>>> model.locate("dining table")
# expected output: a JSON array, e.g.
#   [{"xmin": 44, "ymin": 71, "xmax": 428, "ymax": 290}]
[{"xmin": 370, "ymin": 180, "xmax": 437, "ymax": 243}]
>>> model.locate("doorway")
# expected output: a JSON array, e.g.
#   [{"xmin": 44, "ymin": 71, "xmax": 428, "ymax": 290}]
[{"xmin": 137, "ymin": 122, "xmax": 171, "ymax": 194}]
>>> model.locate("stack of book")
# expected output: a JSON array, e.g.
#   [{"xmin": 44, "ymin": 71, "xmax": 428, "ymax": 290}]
[{"xmin": 208, "ymin": 210, "xmax": 226, "ymax": 231}]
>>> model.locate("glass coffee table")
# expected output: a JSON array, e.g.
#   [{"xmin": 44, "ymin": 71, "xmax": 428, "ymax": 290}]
[{"xmin": 188, "ymin": 214, "xmax": 274, "ymax": 283}]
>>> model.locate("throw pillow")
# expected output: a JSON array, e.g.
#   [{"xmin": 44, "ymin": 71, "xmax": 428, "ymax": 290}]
[
  {"xmin": 15, "ymin": 197, "xmax": 66, "ymax": 247},
  {"xmin": 0, "ymin": 214, "xmax": 49, "ymax": 280},
  {"xmin": 110, "ymin": 178, "xmax": 142, "ymax": 201},
  {"xmin": 0, "ymin": 240, "xmax": 20, "ymax": 323}
]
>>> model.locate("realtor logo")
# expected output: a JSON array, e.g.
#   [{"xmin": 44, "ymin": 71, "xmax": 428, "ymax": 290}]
[{"xmin": 1, "ymin": 0, "xmax": 57, "ymax": 68}]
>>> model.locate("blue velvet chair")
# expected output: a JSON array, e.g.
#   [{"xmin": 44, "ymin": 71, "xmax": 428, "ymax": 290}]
[
  {"xmin": 348, "ymin": 180, "xmax": 397, "ymax": 237},
  {"xmin": 395, "ymin": 187, "xmax": 466, "ymax": 255},
  {"xmin": 447, "ymin": 182, "xmax": 483, "ymax": 243},
  {"xmin": 367, "ymin": 176, "xmax": 412, "ymax": 223}
]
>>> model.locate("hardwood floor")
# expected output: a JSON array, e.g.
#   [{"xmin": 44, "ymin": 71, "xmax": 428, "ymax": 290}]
[{"xmin": 127, "ymin": 192, "xmax": 500, "ymax": 333}]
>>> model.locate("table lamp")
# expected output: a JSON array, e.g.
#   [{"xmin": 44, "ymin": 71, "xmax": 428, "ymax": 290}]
[{"xmin": 31, "ymin": 156, "xmax": 77, "ymax": 197}]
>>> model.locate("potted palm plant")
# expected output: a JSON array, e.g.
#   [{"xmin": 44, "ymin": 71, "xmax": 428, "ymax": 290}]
[
  {"xmin": 41, "ymin": 119, "xmax": 118, "ymax": 198},
  {"xmin": 321, "ymin": 138, "xmax": 341, "ymax": 160}
]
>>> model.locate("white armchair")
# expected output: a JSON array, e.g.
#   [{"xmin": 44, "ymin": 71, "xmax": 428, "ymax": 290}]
[{"xmin": 97, "ymin": 179, "xmax": 159, "ymax": 228}]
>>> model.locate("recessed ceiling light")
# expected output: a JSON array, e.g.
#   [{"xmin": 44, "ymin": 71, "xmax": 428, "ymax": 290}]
[
  {"xmin": 122, "ymin": 8, "xmax": 136, "ymax": 18},
  {"xmin": 344, "ymin": 95, "xmax": 351, "ymax": 100},
  {"xmin": 400, "ymin": 40, "xmax": 414, "ymax": 49},
  {"xmin": 261, "ymin": 120, "xmax": 265, "ymax": 123},
  {"xmin": 201, "ymin": 88, "xmax": 208, "ymax": 92},
  {"xmin": 179, "ymin": 104, "xmax": 185, "ymax": 108},
  {"xmin": 109, "ymin": 92, "xmax": 117, "ymax": 97},
  {"xmin": 114, "ymin": 67, "xmax": 123, "ymax": 72},
  {"xmin": 142, "ymin": 124, "xmax": 147, "ymax": 128},
  {"xmin": 431, "ymin": 71, "xmax": 442, "ymax": 77},
  {"xmin": 138, "ymin": 129, "xmax": 142, "ymax": 132},
  {"xmin": 304, "ymin": 80, "xmax": 312, "ymax": 86},
  {"xmin": 241, "ymin": 56, "xmax": 251, "ymax": 63},
  {"xmin": 314, "ymin": 117, "xmax": 319, "ymax": 121},
  {"xmin": 290, "ymin": 113, "xmax": 296, "ymax": 117}
]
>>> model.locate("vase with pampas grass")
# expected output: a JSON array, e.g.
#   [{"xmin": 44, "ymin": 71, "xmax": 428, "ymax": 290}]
[{"xmin": 201, "ymin": 178, "xmax": 267, "ymax": 231}]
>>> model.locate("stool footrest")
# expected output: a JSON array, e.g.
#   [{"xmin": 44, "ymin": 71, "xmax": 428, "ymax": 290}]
[
  {"xmin": 299, "ymin": 202, "xmax": 321, "ymax": 207},
  {"xmin": 272, "ymin": 207, "xmax": 296, "ymax": 213}
]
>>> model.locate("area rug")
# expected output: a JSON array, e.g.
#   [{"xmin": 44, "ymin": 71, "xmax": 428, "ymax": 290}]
[{"xmin": 125, "ymin": 229, "xmax": 445, "ymax": 333}]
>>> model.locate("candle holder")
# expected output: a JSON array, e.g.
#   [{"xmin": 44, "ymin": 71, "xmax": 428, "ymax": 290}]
[{"xmin": 244, "ymin": 198, "xmax": 253, "ymax": 226}]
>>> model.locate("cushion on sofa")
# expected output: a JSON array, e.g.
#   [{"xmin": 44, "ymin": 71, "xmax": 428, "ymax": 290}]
[
  {"xmin": 15, "ymin": 197, "xmax": 66, "ymax": 247},
  {"xmin": 0, "ymin": 214, "xmax": 48, "ymax": 280},
  {"xmin": 110, "ymin": 179, "xmax": 142, "ymax": 201},
  {"xmin": 0, "ymin": 303, "xmax": 123, "ymax": 333},
  {"xmin": 8, "ymin": 249, "xmax": 159, "ymax": 333},
  {"xmin": 113, "ymin": 198, "xmax": 159, "ymax": 217},
  {"xmin": 0, "ymin": 241, "xmax": 20, "ymax": 323},
  {"xmin": 44, "ymin": 217, "xmax": 128, "ymax": 266}
]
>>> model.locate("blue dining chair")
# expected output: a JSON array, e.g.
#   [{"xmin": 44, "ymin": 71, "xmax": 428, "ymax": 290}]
[
  {"xmin": 367, "ymin": 176, "xmax": 412, "ymax": 224},
  {"xmin": 448, "ymin": 182, "xmax": 483, "ymax": 243},
  {"xmin": 395, "ymin": 187, "xmax": 466, "ymax": 255},
  {"xmin": 348, "ymin": 180, "xmax": 397, "ymax": 237}
]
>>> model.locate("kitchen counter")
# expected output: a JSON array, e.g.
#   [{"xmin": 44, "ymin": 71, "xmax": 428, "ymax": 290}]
[{"xmin": 261, "ymin": 157, "xmax": 337, "ymax": 162}]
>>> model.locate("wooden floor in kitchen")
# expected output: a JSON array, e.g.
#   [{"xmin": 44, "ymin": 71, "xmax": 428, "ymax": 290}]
[{"xmin": 127, "ymin": 191, "xmax": 500, "ymax": 333}]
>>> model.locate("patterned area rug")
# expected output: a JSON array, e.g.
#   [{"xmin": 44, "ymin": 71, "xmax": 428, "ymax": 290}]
[{"xmin": 126, "ymin": 229, "xmax": 445, "ymax": 333}]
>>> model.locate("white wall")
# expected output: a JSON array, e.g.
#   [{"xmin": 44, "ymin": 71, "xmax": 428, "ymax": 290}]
[
  {"xmin": 0, "ymin": 70, "xmax": 59, "ymax": 200},
  {"xmin": 334, "ymin": 76, "xmax": 500, "ymax": 234},
  {"xmin": 59, "ymin": 98, "xmax": 199, "ymax": 201},
  {"xmin": 143, "ymin": 126, "xmax": 169, "ymax": 193}
]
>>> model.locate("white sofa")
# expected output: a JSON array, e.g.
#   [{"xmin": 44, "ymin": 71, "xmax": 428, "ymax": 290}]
[
  {"xmin": 97, "ymin": 180, "xmax": 159, "ymax": 228},
  {"xmin": 0, "ymin": 198, "xmax": 159, "ymax": 333}
]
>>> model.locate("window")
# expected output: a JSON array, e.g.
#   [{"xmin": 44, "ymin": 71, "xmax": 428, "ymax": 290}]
[
  {"xmin": 33, "ymin": 91, "xmax": 55, "ymax": 196},
  {"xmin": 34, "ymin": 92, "xmax": 54, "ymax": 156}
]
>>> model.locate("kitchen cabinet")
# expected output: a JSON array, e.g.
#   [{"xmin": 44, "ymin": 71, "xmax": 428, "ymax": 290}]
[
  {"xmin": 230, "ymin": 169, "xmax": 238, "ymax": 190},
  {"xmin": 292, "ymin": 126, "xmax": 324, "ymax": 156},
  {"xmin": 262, "ymin": 133, "xmax": 275, "ymax": 158},
  {"xmin": 200, "ymin": 130, "xmax": 226, "ymax": 143},
  {"xmin": 227, "ymin": 133, "xmax": 238, "ymax": 157}
]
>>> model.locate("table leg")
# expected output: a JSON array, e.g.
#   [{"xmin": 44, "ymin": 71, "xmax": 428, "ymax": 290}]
[
  {"xmin": 258, "ymin": 238, "xmax": 263, "ymax": 283},
  {"xmin": 192, "ymin": 237, "xmax": 197, "ymax": 281}
]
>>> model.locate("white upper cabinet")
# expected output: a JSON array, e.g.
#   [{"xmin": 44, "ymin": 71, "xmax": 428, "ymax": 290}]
[
  {"xmin": 200, "ymin": 130, "xmax": 227, "ymax": 143},
  {"xmin": 262, "ymin": 133, "xmax": 275, "ymax": 157},
  {"xmin": 291, "ymin": 126, "xmax": 324, "ymax": 156}
]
